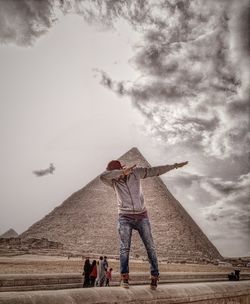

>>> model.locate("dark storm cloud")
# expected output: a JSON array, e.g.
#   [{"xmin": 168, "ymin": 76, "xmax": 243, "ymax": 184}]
[
  {"xmin": 96, "ymin": 69, "xmax": 191, "ymax": 104},
  {"xmin": 96, "ymin": 69, "xmax": 126, "ymax": 96},
  {"xmin": 99, "ymin": 70, "xmax": 114, "ymax": 90},
  {"xmin": 164, "ymin": 171, "xmax": 201, "ymax": 188},
  {"xmin": 229, "ymin": 0, "xmax": 250, "ymax": 100},
  {"xmin": 166, "ymin": 170, "xmax": 250, "ymax": 235},
  {"xmin": 62, "ymin": 0, "xmax": 150, "ymax": 29},
  {"xmin": 95, "ymin": 0, "xmax": 249, "ymax": 160},
  {"xmin": 204, "ymin": 175, "xmax": 249, "ymax": 196},
  {"xmin": 1, "ymin": 0, "xmax": 248, "ymax": 167},
  {"xmin": 0, "ymin": 0, "xmax": 150, "ymax": 45},
  {"xmin": 133, "ymin": 31, "xmax": 179, "ymax": 77},
  {"xmin": 130, "ymin": 81, "xmax": 195, "ymax": 102},
  {"xmin": 201, "ymin": 173, "xmax": 250, "ymax": 233},
  {"xmin": 6, "ymin": 0, "xmax": 245, "ymax": 161},
  {"xmin": 0, "ymin": 0, "xmax": 56, "ymax": 46},
  {"xmin": 175, "ymin": 116, "xmax": 219, "ymax": 132}
]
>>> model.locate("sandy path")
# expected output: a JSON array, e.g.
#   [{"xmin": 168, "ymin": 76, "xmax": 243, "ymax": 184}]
[{"xmin": 0, "ymin": 255, "xmax": 243, "ymax": 275}]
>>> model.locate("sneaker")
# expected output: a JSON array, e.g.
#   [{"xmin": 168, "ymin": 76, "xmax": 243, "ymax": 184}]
[
  {"xmin": 150, "ymin": 275, "xmax": 159, "ymax": 290},
  {"xmin": 120, "ymin": 273, "xmax": 129, "ymax": 288}
]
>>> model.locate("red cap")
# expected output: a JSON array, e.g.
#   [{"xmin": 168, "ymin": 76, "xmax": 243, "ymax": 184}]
[{"xmin": 106, "ymin": 160, "xmax": 124, "ymax": 171}]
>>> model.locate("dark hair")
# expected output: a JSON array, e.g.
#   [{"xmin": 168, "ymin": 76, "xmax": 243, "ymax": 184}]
[
  {"xmin": 99, "ymin": 256, "xmax": 103, "ymax": 260},
  {"xmin": 84, "ymin": 259, "xmax": 90, "ymax": 266},
  {"xmin": 90, "ymin": 260, "xmax": 97, "ymax": 273},
  {"xmin": 106, "ymin": 160, "xmax": 124, "ymax": 171}
]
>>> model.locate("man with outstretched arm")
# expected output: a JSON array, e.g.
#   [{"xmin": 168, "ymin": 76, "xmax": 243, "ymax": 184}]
[{"xmin": 100, "ymin": 159, "xmax": 188, "ymax": 289}]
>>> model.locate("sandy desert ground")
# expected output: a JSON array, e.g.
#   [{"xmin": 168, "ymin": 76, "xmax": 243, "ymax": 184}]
[{"xmin": 0, "ymin": 254, "xmax": 248, "ymax": 275}]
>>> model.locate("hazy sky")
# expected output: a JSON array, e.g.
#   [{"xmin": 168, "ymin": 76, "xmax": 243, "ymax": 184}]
[{"xmin": 0, "ymin": 0, "xmax": 249, "ymax": 257}]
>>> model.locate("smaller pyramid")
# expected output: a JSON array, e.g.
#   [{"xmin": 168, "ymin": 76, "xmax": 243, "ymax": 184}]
[{"xmin": 0, "ymin": 228, "xmax": 18, "ymax": 238}]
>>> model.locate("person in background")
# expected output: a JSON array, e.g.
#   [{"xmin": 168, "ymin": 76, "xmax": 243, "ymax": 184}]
[
  {"xmin": 100, "ymin": 159, "xmax": 188, "ymax": 289},
  {"xmin": 105, "ymin": 268, "xmax": 113, "ymax": 286},
  {"xmin": 95, "ymin": 259, "xmax": 100, "ymax": 286},
  {"xmin": 97, "ymin": 256, "xmax": 106, "ymax": 287},
  {"xmin": 102, "ymin": 256, "xmax": 109, "ymax": 286},
  {"xmin": 82, "ymin": 257, "xmax": 91, "ymax": 287},
  {"xmin": 89, "ymin": 260, "xmax": 97, "ymax": 287},
  {"xmin": 103, "ymin": 256, "xmax": 109, "ymax": 272}
]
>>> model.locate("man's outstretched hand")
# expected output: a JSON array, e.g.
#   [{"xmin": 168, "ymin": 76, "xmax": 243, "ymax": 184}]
[
  {"xmin": 175, "ymin": 161, "xmax": 188, "ymax": 168},
  {"xmin": 123, "ymin": 164, "xmax": 136, "ymax": 176}
]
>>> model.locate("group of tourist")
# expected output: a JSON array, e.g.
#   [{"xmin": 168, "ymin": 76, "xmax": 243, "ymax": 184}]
[{"xmin": 82, "ymin": 256, "xmax": 113, "ymax": 287}]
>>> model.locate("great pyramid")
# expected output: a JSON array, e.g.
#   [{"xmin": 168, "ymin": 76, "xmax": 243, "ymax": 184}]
[{"xmin": 21, "ymin": 147, "xmax": 222, "ymax": 262}]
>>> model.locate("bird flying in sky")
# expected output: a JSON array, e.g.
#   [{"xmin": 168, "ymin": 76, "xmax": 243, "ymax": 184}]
[{"xmin": 33, "ymin": 163, "xmax": 55, "ymax": 177}]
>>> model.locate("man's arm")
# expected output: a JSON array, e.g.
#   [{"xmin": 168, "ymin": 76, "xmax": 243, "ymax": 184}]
[
  {"xmin": 100, "ymin": 170, "xmax": 123, "ymax": 187},
  {"xmin": 100, "ymin": 165, "xmax": 136, "ymax": 186},
  {"xmin": 100, "ymin": 169, "xmax": 124, "ymax": 180},
  {"xmin": 136, "ymin": 161, "xmax": 188, "ymax": 178}
]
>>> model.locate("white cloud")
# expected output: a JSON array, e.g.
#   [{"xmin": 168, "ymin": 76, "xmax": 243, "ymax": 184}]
[
  {"xmin": 164, "ymin": 170, "xmax": 250, "ymax": 256},
  {"xmin": 201, "ymin": 173, "xmax": 250, "ymax": 232},
  {"xmin": 94, "ymin": 0, "xmax": 249, "ymax": 160}
]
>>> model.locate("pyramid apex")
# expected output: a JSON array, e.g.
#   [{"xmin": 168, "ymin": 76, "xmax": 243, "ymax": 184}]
[
  {"xmin": 122, "ymin": 147, "xmax": 143, "ymax": 155},
  {"xmin": 129, "ymin": 147, "xmax": 140, "ymax": 152},
  {"xmin": 118, "ymin": 147, "xmax": 150, "ymax": 167}
]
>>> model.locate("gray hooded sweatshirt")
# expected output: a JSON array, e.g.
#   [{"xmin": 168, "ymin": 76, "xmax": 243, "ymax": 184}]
[{"xmin": 100, "ymin": 165, "xmax": 175, "ymax": 214}]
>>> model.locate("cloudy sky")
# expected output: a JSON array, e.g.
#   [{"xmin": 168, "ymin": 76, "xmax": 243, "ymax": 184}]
[{"xmin": 0, "ymin": 0, "xmax": 249, "ymax": 257}]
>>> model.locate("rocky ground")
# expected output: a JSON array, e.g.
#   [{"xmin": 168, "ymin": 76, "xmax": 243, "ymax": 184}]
[{"xmin": 0, "ymin": 254, "xmax": 248, "ymax": 275}]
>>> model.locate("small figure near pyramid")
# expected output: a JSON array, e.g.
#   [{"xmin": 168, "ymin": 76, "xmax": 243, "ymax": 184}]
[
  {"xmin": 100, "ymin": 158, "xmax": 188, "ymax": 289},
  {"xmin": 33, "ymin": 163, "xmax": 55, "ymax": 177}
]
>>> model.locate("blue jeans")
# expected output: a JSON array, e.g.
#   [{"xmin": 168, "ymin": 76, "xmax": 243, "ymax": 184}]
[{"xmin": 118, "ymin": 217, "xmax": 159, "ymax": 276}]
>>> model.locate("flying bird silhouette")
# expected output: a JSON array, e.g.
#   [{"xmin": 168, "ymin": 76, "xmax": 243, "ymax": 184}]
[{"xmin": 33, "ymin": 163, "xmax": 55, "ymax": 177}]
